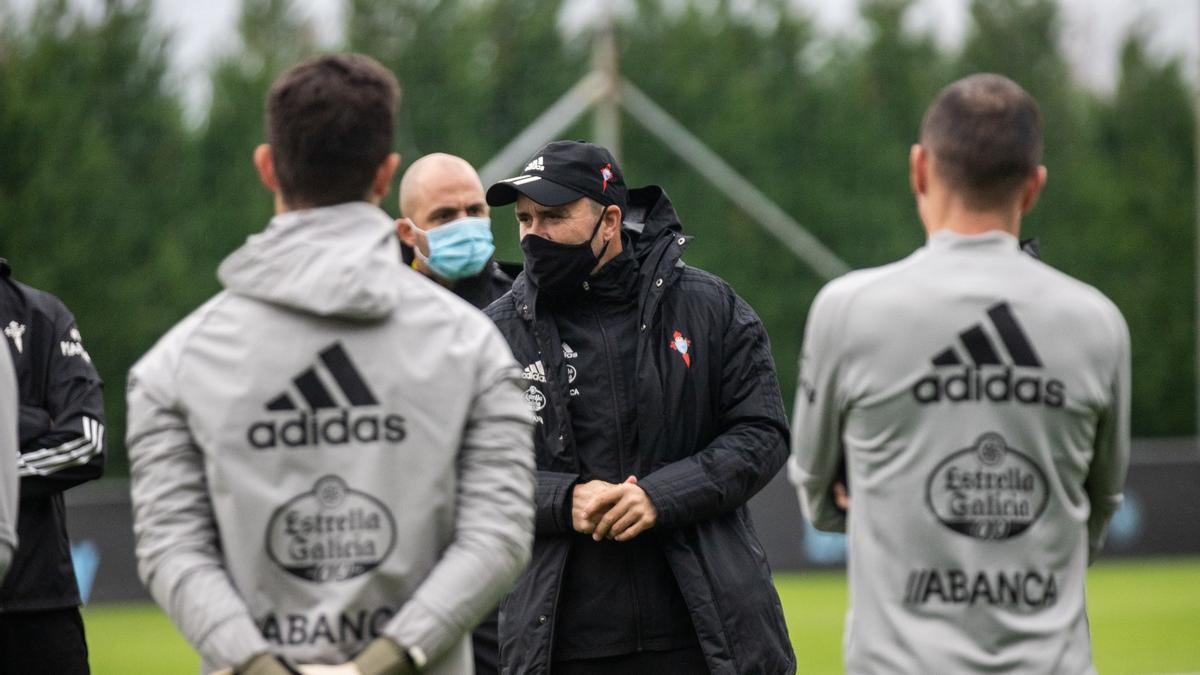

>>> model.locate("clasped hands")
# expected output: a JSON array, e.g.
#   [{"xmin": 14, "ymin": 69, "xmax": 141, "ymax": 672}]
[{"xmin": 572, "ymin": 476, "xmax": 658, "ymax": 542}]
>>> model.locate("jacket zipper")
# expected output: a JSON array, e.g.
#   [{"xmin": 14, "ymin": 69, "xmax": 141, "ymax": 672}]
[
  {"xmin": 592, "ymin": 305, "xmax": 627, "ymax": 477},
  {"xmin": 592, "ymin": 304, "xmax": 645, "ymax": 651}
]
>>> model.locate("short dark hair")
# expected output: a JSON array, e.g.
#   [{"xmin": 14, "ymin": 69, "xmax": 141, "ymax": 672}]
[
  {"xmin": 266, "ymin": 53, "xmax": 400, "ymax": 208},
  {"xmin": 919, "ymin": 74, "xmax": 1043, "ymax": 210}
]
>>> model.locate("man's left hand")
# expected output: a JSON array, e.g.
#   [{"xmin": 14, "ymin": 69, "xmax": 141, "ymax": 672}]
[{"xmin": 585, "ymin": 477, "xmax": 658, "ymax": 542}]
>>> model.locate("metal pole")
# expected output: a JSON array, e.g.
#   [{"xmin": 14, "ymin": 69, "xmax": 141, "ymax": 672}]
[
  {"xmin": 1194, "ymin": 0, "xmax": 1200, "ymax": 442},
  {"xmin": 620, "ymin": 79, "xmax": 851, "ymax": 280},
  {"xmin": 592, "ymin": 3, "xmax": 621, "ymax": 157},
  {"xmin": 478, "ymin": 71, "xmax": 608, "ymax": 186}
]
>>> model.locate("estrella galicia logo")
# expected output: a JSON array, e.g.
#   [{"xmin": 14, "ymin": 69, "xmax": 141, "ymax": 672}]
[
  {"xmin": 912, "ymin": 302, "xmax": 1065, "ymax": 407},
  {"xmin": 524, "ymin": 385, "xmax": 547, "ymax": 411},
  {"xmin": 926, "ymin": 432, "xmax": 1049, "ymax": 540},
  {"xmin": 266, "ymin": 475, "xmax": 397, "ymax": 583},
  {"xmin": 247, "ymin": 342, "xmax": 406, "ymax": 449}
]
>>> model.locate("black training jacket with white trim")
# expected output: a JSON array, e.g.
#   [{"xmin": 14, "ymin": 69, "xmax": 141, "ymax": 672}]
[{"xmin": 0, "ymin": 258, "xmax": 106, "ymax": 611}]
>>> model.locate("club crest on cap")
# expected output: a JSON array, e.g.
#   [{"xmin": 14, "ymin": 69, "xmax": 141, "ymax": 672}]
[{"xmin": 600, "ymin": 163, "xmax": 614, "ymax": 192}]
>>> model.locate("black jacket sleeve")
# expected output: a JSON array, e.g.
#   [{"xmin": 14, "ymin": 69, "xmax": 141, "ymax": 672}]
[
  {"xmin": 535, "ymin": 469, "xmax": 579, "ymax": 535},
  {"xmin": 639, "ymin": 294, "xmax": 789, "ymax": 527},
  {"xmin": 17, "ymin": 302, "xmax": 105, "ymax": 498}
]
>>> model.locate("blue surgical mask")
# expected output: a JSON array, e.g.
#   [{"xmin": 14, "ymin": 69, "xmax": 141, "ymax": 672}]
[{"xmin": 412, "ymin": 217, "xmax": 496, "ymax": 280}]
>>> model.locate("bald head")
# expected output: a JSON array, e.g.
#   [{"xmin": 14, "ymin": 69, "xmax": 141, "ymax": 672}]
[
  {"xmin": 919, "ymin": 74, "xmax": 1043, "ymax": 211},
  {"xmin": 395, "ymin": 154, "xmax": 492, "ymax": 278},
  {"xmin": 398, "ymin": 153, "xmax": 487, "ymax": 226}
]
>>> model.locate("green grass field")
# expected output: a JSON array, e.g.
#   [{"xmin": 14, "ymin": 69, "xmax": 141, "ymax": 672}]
[{"xmin": 83, "ymin": 557, "xmax": 1200, "ymax": 674}]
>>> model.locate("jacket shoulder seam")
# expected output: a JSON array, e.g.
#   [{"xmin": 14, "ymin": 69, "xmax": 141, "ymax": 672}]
[{"xmin": 169, "ymin": 292, "xmax": 236, "ymax": 386}]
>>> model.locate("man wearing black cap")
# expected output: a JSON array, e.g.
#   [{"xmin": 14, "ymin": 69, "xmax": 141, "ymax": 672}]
[{"xmin": 484, "ymin": 141, "xmax": 794, "ymax": 674}]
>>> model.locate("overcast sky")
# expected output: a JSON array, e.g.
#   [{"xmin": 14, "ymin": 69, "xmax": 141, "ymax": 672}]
[{"xmin": 10, "ymin": 0, "xmax": 1199, "ymax": 119}]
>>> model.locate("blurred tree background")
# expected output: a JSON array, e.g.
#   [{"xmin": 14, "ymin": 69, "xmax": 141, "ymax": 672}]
[{"xmin": 0, "ymin": 0, "xmax": 1194, "ymax": 475}]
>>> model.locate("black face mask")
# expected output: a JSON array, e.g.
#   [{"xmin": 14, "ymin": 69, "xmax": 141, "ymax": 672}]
[{"xmin": 521, "ymin": 206, "xmax": 611, "ymax": 298}]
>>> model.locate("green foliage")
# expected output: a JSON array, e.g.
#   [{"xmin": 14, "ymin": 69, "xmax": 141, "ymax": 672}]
[
  {"xmin": 346, "ymin": 0, "xmax": 586, "ymax": 168},
  {"xmin": 1088, "ymin": 34, "xmax": 1196, "ymax": 434},
  {"xmin": 177, "ymin": 0, "xmax": 320, "ymax": 302},
  {"xmin": 0, "ymin": 0, "xmax": 1194, "ymax": 478},
  {"xmin": 0, "ymin": 0, "xmax": 189, "ymax": 473}
]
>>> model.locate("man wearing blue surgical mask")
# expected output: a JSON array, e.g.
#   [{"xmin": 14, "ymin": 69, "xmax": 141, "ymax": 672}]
[
  {"xmin": 397, "ymin": 153, "xmax": 518, "ymax": 310},
  {"xmin": 396, "ymin": 153, "xmax": 515, "ymax": 675}
]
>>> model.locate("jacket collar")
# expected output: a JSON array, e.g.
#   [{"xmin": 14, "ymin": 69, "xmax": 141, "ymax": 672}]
[
  {"xmin": 217, "ymin": 202, "xmax": 404, "ymax": 320},
  {"xmin": 623, "ymin": 185, "xmax": 684, "ymax": 256},
  {"xmin": 925, "ymin": 229, "xmax": 1021, "ymax": 253}
]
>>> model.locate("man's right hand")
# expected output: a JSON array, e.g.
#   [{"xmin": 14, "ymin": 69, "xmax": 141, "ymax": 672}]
[
  {"xmin": 572, "ymin": 479, "xmax": 616, "ymax": 534},
  {"xmin": 833, "ymin": 481, "xmax": 850, "ymax": 511}
]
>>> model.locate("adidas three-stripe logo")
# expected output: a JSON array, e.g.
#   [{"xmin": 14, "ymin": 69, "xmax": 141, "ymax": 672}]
[
  {"xmin": 522, "ymin": 360, "xmax": 547, "ymax": 383},
  {"xmin": 930, "ymin": 302, "xmax": 1042, "ymax": 368},
  {"xmin": 247, "ymin": 342, "xmax": 406, "ymax": 449},
  {"xmin": 18, "ymin": 416, "xmax": 104, "ymax": 477},
  {"xmin": 913, "ymin": 302, "xmax": 1065, "ymax": 408},
  {"xmin": 265, "ymin": 343, "xmax": 378, "ymax": 411}
]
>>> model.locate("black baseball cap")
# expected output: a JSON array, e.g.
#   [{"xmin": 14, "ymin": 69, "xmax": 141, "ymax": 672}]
[{"xmin": 486, "ymin": 140, "xmax": 628, "ymax": 213}]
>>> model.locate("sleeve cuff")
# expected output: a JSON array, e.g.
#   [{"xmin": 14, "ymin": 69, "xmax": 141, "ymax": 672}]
[
  {"xmin": 535, "ymin": 471, "xmax": 579, "ymax": 534},
  {"xmin": 354, "ymin": 637, "xmax": 419, "ymax": 675},
  {"xmin": 383, "ymin": 597, "xmax": 458, "ymax": 669},
  {"xmin": 198, "ymin": 613, "xmax": 272, "ymax": 670}
]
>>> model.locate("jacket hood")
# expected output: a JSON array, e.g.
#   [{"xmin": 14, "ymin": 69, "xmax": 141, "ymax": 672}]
[
  {"xmin": 509, "ymin": 185, "xmax": 691, "ymax": 324},
  {"xmin": 218, "ymin": 202, "xmax": 404, "ymax": 320},
  {"xmin": 623, "ymin": 185, "xmax": 684, "ymax": 261}
]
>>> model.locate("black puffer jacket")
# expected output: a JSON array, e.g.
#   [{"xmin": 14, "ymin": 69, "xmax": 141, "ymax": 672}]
[{"xmin": 484, "ymin": 187, "xmax": 794, "ymax": 674}]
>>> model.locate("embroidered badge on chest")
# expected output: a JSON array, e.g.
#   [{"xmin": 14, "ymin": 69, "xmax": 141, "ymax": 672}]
[
  {"xmin": 4, "ymin": 321, "xmax": 25, "ymax": 354},
  {"xmin": 669, "ymin": 330, "xmax": 692, "ymax": 368}
]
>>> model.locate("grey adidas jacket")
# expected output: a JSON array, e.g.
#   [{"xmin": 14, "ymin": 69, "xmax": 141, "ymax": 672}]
[
  {"xmin": 790, "ymin": 231, "xmax": 1130, "ymax": 674},
  {"xmin": 127, "ymin": 202, "xmax": 535, "ymax": 674},
  {"xmin": 0, "ymin": 347, "xmax": 17, "ymax": 580}
]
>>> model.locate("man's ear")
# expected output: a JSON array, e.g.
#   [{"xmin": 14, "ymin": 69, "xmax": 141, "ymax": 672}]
[
  {"xmin": 253, "ymin": 144, "xmax": 278, "ymax": 193},
  {"xmin": 909, "ymin": 144, "xmax": 927, "ymax": 197},
  {"xmin": 604, "ymin": 206, "xmax": 623, "ymax": 242},
  {"xmin": 370, "ymin": 152, "xmax": 402, "ymax": 203},
  {"xmin": 396, "ymin": 217, "xmax": 418, "ymax": 248},
  {"xmin": 1019, "ymin": 165, "xmax": 1048, "ymax": 214}
]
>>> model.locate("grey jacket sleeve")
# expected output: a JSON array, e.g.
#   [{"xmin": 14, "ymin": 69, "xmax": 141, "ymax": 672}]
[
  {"xmin": 0, "ymin": 348, "xmax": 18, "ymax": 580},
  {"xmin": 1085, "ymin": 307, "xmax": 1132, "ymax": 563},
  {"xmin": 382, "ymin": 323, "xmax": 535, "ymax": 664},
  {"xmin": 788, "ymin": 284, "xmax": 849, "ymax": 532},
  {"xmin": 127, "ymin": 336, "xmax": 270, "ymax": 669}
]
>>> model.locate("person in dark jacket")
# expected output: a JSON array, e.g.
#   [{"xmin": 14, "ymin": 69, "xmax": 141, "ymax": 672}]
[
  {"xmin": 0, "ymin": 258, "xmax": 105, "ymax": 674},
  {"xmin": 397, "ymin": 153, "xmax": 518, "ymax": 311},
  {"xmin": 484, "ymin": 141, "xmax": 794, "ymax": 675},
  {"xmin": 396, "ymin": 153, "xmax": 518, "ymax": 675}
]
